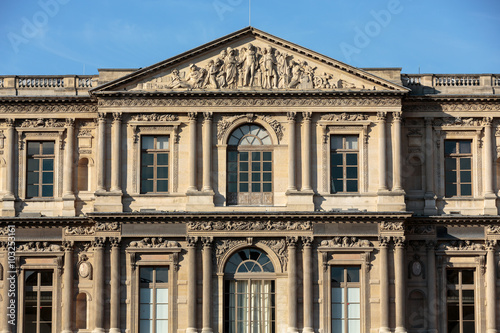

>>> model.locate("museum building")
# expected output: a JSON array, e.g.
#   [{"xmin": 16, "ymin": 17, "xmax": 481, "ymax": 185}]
[{"xmin": 0, "ymin": 27, "xmax": 499, "ymax": 333}]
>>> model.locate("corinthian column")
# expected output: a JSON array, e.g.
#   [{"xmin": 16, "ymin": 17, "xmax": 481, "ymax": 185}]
[
  {"xmin": 97, "ymin": 113, "xmax": 106, "ymax": 192},
  {"xmin": 63, "ymin": 119, "xmax": 75, "ymax": 196},
  {"xmin": 109, "ymin": 238, "xmax": 121, "ymax": 333},
  {"xmin": 486, "ymin": 240, "xmax": 498, "ymax": 333},
  {"xmin": 302, "ymin": 237, "xmax": 314, "ymax": 333},
  {"xmin": 188, "ymin": 113, "xmax": 198, "ymax": 192},
  {"xmin": 287, "ymin": 237, "xmax": 298, "ymax": 333},
  {"xmin": 424, "ymin": 118, "xmax": 434, "ymax": 195},
  {"xmin": 392, "ymin": 112, "xmax": 403, "ymax": 191},
  {"xmin": 302, "ymin": 112, "xmax": 312, "ymax": 191},
  {"xmin": 61, "ymin": 241, "xmax": 74, "ymax": 333},
  {"xmin": 111, "ymin": 113, "xmax": 122, "ymax": 192},
  {"xmin": 201, "ymin": 237, "xmax": 213, "ymax": 333},
  {"xmin": 426, "ymin": 241, "xmax": 438, "ymax": 333},
  {"xmin": 287, "ymin": 112, "xmax": 297, "ymax": 191},
  {"xmin": 379, "ymin": 236, "xmax": 390, "ymax": 333},
  {"xmin": 202, "ymin": 112, "xmax": 213, "ymax": 192},
  {"xmin": 186, "ymin": 237, "xmax": 198, "ymax": 333},
  {"xmin": 394, "ymin": 237, "xmax": 407, "ymax": 333},
  {"xmin": 4, "ymin": 119, "xmax": 14, "ymax": 198},
  {"xmin": 483, "ymin": 117, "xmax": 494, "ymax": 195},
  {"xmin": 377, "ymin": 112, "xmax": 388, "ymax": 191},
  {"xmin": 93, "ymin": 238, "xmax": 105, "ymax": 333}
]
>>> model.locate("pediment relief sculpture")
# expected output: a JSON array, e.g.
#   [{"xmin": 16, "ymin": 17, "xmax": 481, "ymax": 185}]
[{"xmin": 134, "ymin": 44, "xmax": 371, "ymax": 92}]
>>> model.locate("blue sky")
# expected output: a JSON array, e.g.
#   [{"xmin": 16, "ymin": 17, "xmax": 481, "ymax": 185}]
[{"xmin": 0, "ymin": 0, "xmax": 499, "ymax": 75}]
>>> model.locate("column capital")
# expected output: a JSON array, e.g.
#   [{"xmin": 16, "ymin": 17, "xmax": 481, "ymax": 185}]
[
  {"xmin": 287, "ymin": 111, "xmax": 297, "ymax": 121},
  {"xmin": 5, "ymin": 118, "xmax": 14, "ymax": 127},
  {"xmin": 392, "ymin": 111, "xmax": 403, "ymax": 122},
  {"xmin": 394, "ymin": 236, "xmax": 406, "ymax": 248},
  {"xmin": 377, "ymin": 111, "xmax": 387, "ymax": 121},
  {"xmin": 302, "ymin": 111, "xmax": 312, "ymax": 121},
  {"xmin": 188, "ymin": 112, "xmax": 198, "ymax": 121},
  {"xmin": 65, "ymin": 118, "xmax": 75, "ymax": 128},
  {"xmin": 110, "ymin": 237, "xmax": 121, "ymax": 248},
  {"xmin": 485, "ymin": 239, "xmax": 498, "ymax": 251},
  {"xmin": 97, "ymin": 112, "xmax": 107, "ymax": 121},
  {"xmin": 112, "ymin": 112, "xmax": 122, "ymax": 122},
  {"xmin": 203, "ymin": 112, "xmax": 213, "ymax": 121},
  {"xmin": 286, "ymin": 236, "xmax": 298, "ymax": 247},
  {"xmin": 378, "ymin": 236, "xmax": 391, "ymax": 248},
  {"xmin": 187, "ymin": 236, "xmax": 198, "ymax": 248},
  {"xmin": 62, "ymin": 240, "xmax": 74, "ymax": 251},
  {"xmin": 92, "ymin": 237, "xmax": 106, "ymax": 249},
  {"xmin": 425, "ymin": 240, "xmax": 437, "ymax": 251},
  {"xmin": 201, "ymin": 236, "xmax": 213, "ymax": 248},
  {"xmin": 424, "ymin": 117, "xmax": 434, "ymax": 126},
  {"xmin": 482, "ymin": 117, "xmax": 493, "ymax": 127},
  {"xmin": 301, "ymin": 236, "xmax": 313, "ymax": 248}
]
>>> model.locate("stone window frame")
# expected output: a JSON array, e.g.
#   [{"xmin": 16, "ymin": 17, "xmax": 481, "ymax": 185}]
[
  {"xmin": 126, "ymin": 247, "xmax": 180, "ymax": 333},
  {"xmin": 17, "ymin": 127, "xmax": 66, "ymax": 200},
  {"xmin": 318, "ymin": 246, "xmax": 373, "ymax": 333},
  {"xmin": 318, "ymin": 121, "xmax": 370, "ymax": 195},
  {"xmin": 435, "ymin": 128, "xmax": 482, "ymax": 200},
  {"xmin": 129, "ymin": 121, "xmax": 181, "ymax": 195}
]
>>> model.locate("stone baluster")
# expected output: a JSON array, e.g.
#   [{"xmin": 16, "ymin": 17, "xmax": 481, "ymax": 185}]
[
  {"xmin": 486, "ymin": 240, "xmax": 498, "ymax": 333},
  {"xmin": 394, "ymin": 237, "xmax": 407, "ymax": 333},
  {"xmin": 61, "ymin": 241, "xmax": 74, "ymax": 333},
  {"xmin": 111, "ymin": 113, "xmax": 122, "ymax": 192},
  {"xmin": 379, "ymin": 236, "xmax": 390, "ymax": 333},
  {"xmin": 110, "ymin": 238, "xmax": 121, "ymax": 333},
  {"xmin": 377, "ymin": 112, "xmax": 388, "ymax": 191},
  {"xmin": 202, "ymin": 112, "xmax": 213, "ymax": 192},
  {"xmin": 302, "ymin": 237, "xmax": 314, "ymax": 333},
  {"xmin": 201, "ymin": 237, "xmax": 213, "ymax": 333},
  {"xmin": 186, "ymin": 237, "xmax": 198, "ymax": 333},
  {"xmin": 302, "ymin": 112, "xmax": 312, "ymax": 191},
  {"xmin": 426, "ymin": 241, "xmax": 438, "ymax": 333},
  {"xmin": 93, "ymin": 238, "xmax": 105, "ymax": 333},
  {"xmin": 392, "ymin": 112, "xmax": 403, "ymax": 191},
  {"xmin": 287, "ymin": 236, "xmax": 298, "ymax": 333},
  {"xmin": 188, "ymin": 112, "xmax": 198, "ymax": 192},
  {"xmin": 97, "ymin": 113, "xmax": 106, "ymax": 191},
  {"xmin": 287, "ymin": 112, "xmax": 297, "ymax": 191}
]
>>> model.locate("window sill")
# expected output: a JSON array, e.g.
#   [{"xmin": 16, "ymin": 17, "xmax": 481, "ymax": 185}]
[
  {"xmin": 126, "ymin": 193, "xmax": 186, "ymax": 198},
  {"xmin": 320, "ymin": 192, "xmax": 377, "ymax": 197},
  {"xmin": 24, "ymin": 197, "xmax": 62, "ymax": 202}
]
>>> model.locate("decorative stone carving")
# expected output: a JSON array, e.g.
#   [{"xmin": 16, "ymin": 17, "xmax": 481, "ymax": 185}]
[
  {"xmin": 261, "ymin": 239, "xmax": 287, "ymax": 270},
  {"xmin": 408, "ymin": 254, "xmax": 425, "ymax": 279},
  {"xmin": 112, "ymin": 112, "xmax": 122, "ymax": 122},
  {"xmin": 433, "ymin": 117, "xmax": 481, "ymax": 127},
  {"xmin": 392, "ymin": 111, "xmax": 402, "ymax": 121},
  {"xmin": 380, "ymin": 221, "xmax": 404, "ymax": 231},
  {"xmin": 62, "ymin": 240, "xmax": 74, "ymax": 251},
  {"xmin": 91, "ymin": 237, "xmax": 106, "ymax": 249},
  {"xmin": 482, "ymin": 117, "xmax": 493, "ymax": 126},
  {"xmin": 128, "ymin": 238, "xmax": 180, "ymax": 249},
  {"xmin": 18, "ymin": 242, "xmax": 63, "ymax": 252},
  {"xmin": 438, "ymin": 240, "xmax": 484, "ymax": 251},
  {"xmin": 214, "ymin": 239, "xmax": 245, "ymax": 267},
  {"xmin": 20, "ymin": 119, "xmax": 65, "ymax": 128},
  {"xmin": 393, "ymin": 236, "xmax": 406, "ymax": 248},
  {"xmin": 95, "ymin": 222, "xmax": 120, "ymax": 232},
  {"xmin": 259, "ymin": 115, "xmax": 284, "ymax": 141},
  {"xmin": 0, "ymin": 104, "xmax": 97, "ymax": 114},
  {"xmin": 407, "ymin": 225, "xmax": 434, "ymax": 235},
  {"xmin": 65, "ymin": 225, "xmax": 95, "ymax": 235},
  {"xmin": 302, "ymin": 236, "xmax": 313, "ymax": 247},
  {"xmin": 485, "ymin": 240, "xmax": 497, "ymax": 250},
  {"xmin": 186, "ymin": 236, "xmax": 198, "ymax": 247},
  {"xmin": 404, "ymin": 102, "xmax": 500, "ymax": 113},
  {"xmin": 287, "ymin": 112, "xmax": 296, "ymax": 121},
  {"xmin": 378, "ymin": 236, "xmax": 391, "ymax": 247},
  {"xmin": 130, "ymin": 113, "xmax": 178, "ymax": 122},
  {"xmin": 187, "ymin": 220, "xmax": 311, "ymax": 231},
  {"xmin": 486, "ymin": 225, "xmax": 500, "ymax": 234},
  {"xmin": 77, "ymin": 254, "xmax": 92, "ymax": 279},
  {"xmin": 286, "ymin": 236, "xmax": 298, "ymax": 247},
  {"xmin": 201, "ymin": 236, "xmax": 213, "ymax": 248},
  {"xmin": 217, "ymin": 114, "xmax": 284, "ymax": 142},
  {"xmin": 320, "ymin": 237, "xmax": 372, "ymax": 248},
  {"xmin": 377, "ymin": 111, "xmax": 387, "ymax": 121},
  {"xmin": 109, "ymin": 237, "xmax": 121, "ymax": 248},
  {"xmin": 320, "ymin": 113, "xmax": 368, "ymax": 122}
]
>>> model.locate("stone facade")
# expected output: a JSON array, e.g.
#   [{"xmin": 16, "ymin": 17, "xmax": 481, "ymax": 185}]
[{"xmin": 0, "ymin": 27, "xmax": 499, "ymax": 333}]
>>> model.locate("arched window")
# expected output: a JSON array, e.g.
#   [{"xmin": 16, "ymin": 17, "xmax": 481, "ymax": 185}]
[
  {"xmin": 227, "ymin": 124, "xmax": 273, "ymax": 206},
  {"xmin": 224, "ymin": 248, "xmax": 275, "ymax": 333},
  {"xmin": 75, "ymin": 293, "xmax": 88, "ymax": 329},
  {"xmin": 77, "ymin": 158, "xmax": 89, "ymax": 191}
]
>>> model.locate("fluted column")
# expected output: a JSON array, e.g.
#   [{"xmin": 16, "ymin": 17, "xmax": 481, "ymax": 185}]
[
  {"xmin": 1, "ymin": 248, "xmax": 12, "ymax": 333},
  {"xmin": 201, "ymin": 237, "xmax": 213, "ymax": 333},
  {"xmin": 4, "ymin": 119, "xmax": 14, "ymax": 198},
  {"xmin": 377, "ymin": 112, "xmax": 388, "ymax": 191},
  {"xmin": 109, "ymin": 238, "xmax": 121, "ymax": 333},
  {"xmin": 486, "ymin": 240, "xmax": 498, "ymax": 333},
  {"xmin": 63, "ymin": 119, "xmax": 75, "ymax": 196},
  {"xmin": 426, "ymin": 241, "xmax": 437, "ymax": 333},
  {"xmin": 61, "ymin": 241, "xmax": 74, "ymax": 333},
  {"xmin": 97, "ymin": 113, "xmax": 106, "ymax": 191},
  {"xmin": 202, "ymin": 112, "xmax": 213, "ymax": 192},
  {"xmin": 287, "ymin": 237, "xmax": 298, "ymax": 333},
  {"xmin": 187, "ymin": 237, "xmax": 198, "ymax": 333},
  {"xmin": 392, "ymin": 112, "xmax": 403, "ymax": 191},
  {"xmin": 394, "ymin": 237, "xmax": 407, "ymax": 333},
  {"xmin": 301, "ymin": 112, "xmax": 312, "ymax": 191},
  {"xmin": 188, "ymin": 112, "xmax": 198, "ymax": 192},
  {"xmin": 287, "ymin": 112, "xmax": 297, "ymax": 191},
  {"xmin": 93, "ymin": 238, "xmax": 105, "ymax": 333},
  {"xmin": 379, "ymin": 236, "xmax": 390, "ymax": 333},
  {"xmin": 483, "ymin": 117, "xmax": 494, "ymax": 195},
  {"xmin": 111, "ymin": 113, "xmax": 122, "ymax": 192},
  {"xmin": 302, "ymin": 237, "xmax": 314, "ymax": 333},
  {"xmin": 424, "ymin": 118, "xmax": 434, "ymax": 195}
]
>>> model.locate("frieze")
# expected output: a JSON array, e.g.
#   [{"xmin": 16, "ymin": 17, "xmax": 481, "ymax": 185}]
[
  {"xmin": 320, "ymin": 113, "xmax": 368, "ymax": 122},
  {"xmin": 406, "ymin": 225, "xmax": 434, "ymax": 235},
  {"xmin": 128, "ymin": 238, "xmax": 180, "ymax": 249},
  {"xmin": 380, "ymin": 221, "xmax": 404, "ymax": 231},
  {"xmin": 187, "ymin": 220, "xmax": 311, "ymax": 231},
  {"xmin": 0, "ymin": 104, "xmax": 97, "ymax": 114},
  {"xmin": 97, "ymin": 96, "xmax": 401, "ymax": 108},
  {"xmin": 130, "ymin": 113, "xmax": 178, "ymax": 122},
  {"xmin": 437, "ymin": 240, "xmax": 484, "ymax": 251},
  {"xmin": 20, "ymin": 119, "xmax": 66, "ymax": 128},
  {"xmin": 433, "ymin": 117, "xmax": 482, "ymax": 127},
  {"xmin": 95, "ymin": 222, "xmax": 120, "ymax": 232},
  {"xmin": 486, "ymin": 225, "xmax": 500, "ymax": 234},
  {"xmin": 320, "ymin": 237, "xmax": 372, "ymax": 248},
  {"xmin": 404, "ymin": 102, "xmax": 500, "ymax": 112},
  {"xmin": 78, "ymin": 129, "xmax": 93, "ymax": 137},
  {"xmin": 66, "ymin": 225, "xmax": 95, "ymax": 235},
  {"xmin": 17, "ymin": 242, "xmax": 63, "ymax": 252}
]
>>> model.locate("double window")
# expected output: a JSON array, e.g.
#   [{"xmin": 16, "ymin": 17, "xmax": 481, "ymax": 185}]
[
  {"xmin": 330, "ymin": 136, "xmax": 358, "ymax": 193},
  {"xmin": 139, "ymin": 267, "xmax": 169, "ymax": 333},
  {"xmin": 26, "ymin": 141, "xmax": 54, "ymax": 198},
  {"xmin": 331, "ymin": 266, "xmax": 361, "ymax": 333},
  {"xmin": 24, "ymin": 270, "xmax": 53, "ymax": 333},
  {"xmin": 447, "ymin": 269, "xmax": 475, "ymax": 333},
  {"xmin": 445, "ymin": 140, "xmax": 472, "ymax": 197},
  {"xmin": 141, "ymin": 136, "xmax": 169, "ymax": 193}
]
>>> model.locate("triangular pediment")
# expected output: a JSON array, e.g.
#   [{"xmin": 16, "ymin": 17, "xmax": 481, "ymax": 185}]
[{"xmin": 91, "ymin": 27, "xmax": 408, "ymax": 94}]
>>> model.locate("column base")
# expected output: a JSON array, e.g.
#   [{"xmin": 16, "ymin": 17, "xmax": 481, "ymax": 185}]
[
  {"xmin": 61, "ymin": 330, "xmax": 73, "ymax": 333},
  {"xmin": 302, "ymin": 327, "xmax": 315, "ymax": 333},
  {"xmin": 378, "ymin": 327, "xmax": 390, "ymax": 333},
  {"xmin": 287, "ymin": 327, "xmax": 299, "ymax": 333},
  {"xmin": 395, "ymin": 327, "xmax": 408, "ymax": 333},
  {"xmin": 186, "ymin": 190, "xmax": 215, "ymax": 211},
  {"xmin": 483, "ymin": 193, "xmax": 497, "ymax": 215},
  {"xmin": 109, "ymin": 328, "xmax": 121, "ymax": 333},
  {"xmin": 486, "ymin": 330, "xmax": 498, "ymax": 333},
  {"xmin": 426, "ymin": 330, "xmax": 438, "ymax": 333},
  {"xmin": 286, "ymin": 190, "xmax": 314, "ymax": 210},
  {"xmin": 62, "ymin": 195, "xmax": 76, "ymax": 216},
  {"xmin": 92, "ymin": 329, "xmax": 105, "ymax": 333},
  {"xmin": 94, "ymin": 191, "xmax": 123, "ymax": 212},
  {"xmin": 377, "ymin": 190, "xmax": 406, "ymax": 211},
  {"xmin": 424, "ymin": 193, "xmax": 437, "ymax": 215},
  {"xmin": 186, "ymin": 328, "xmax": 198, "ymax": 333},
  {"xmin": 201, "ymin": 328, "xmax": 213, "ymax": 333},
  {"xmin": 0, "ymin": 196, "xmax": 15, "ymax": 217}
]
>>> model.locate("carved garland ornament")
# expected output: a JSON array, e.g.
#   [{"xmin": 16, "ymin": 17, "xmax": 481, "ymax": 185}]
[
  {"xmin": 187, "ymin": 220, "xmax": 311, "ymax": 231},
  {"xmin": 17, "ymin": 242, "xmax": 63, "ymax": 252},
  {"xmin": 65, "ymin": 222, "xmax": 119, "ymax": 235}
]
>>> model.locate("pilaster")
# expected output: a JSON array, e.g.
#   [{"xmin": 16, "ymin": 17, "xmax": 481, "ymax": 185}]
[
  {"xmin": 186, "ymin": 236, "xmax": 198, "ymax": 333},
  {"xmin": 424, "ymin": 118, "xmax": 437, "ymax": 215},
  {"xmin": 394, "ymin": 236, "xmax": 407, "ymax": 333},
  {"xmin": 378, "ymin": 236, "xmax": 390, "ymax": 333},
  {"xmin": 61, "ymin": 241, "xmax": 74, "ymax": 333},
  {"xmin": 486, "ymin": 240, "xmax": 498, "ymax": 333},
  {"xmin": 92, "ymin": 237, "xmax": 106, "ymax": 333},
  {"xmin": 483, "ymin": 117, "xmax": 497, "ymax": 214},
  {"xmin": 287, "ymin": 236, "xmax": 299, "ymax": 333},
  {"xmin": 302, "ymin": 236, "xmax": 314, "ymax": 333},
  {"xmin": 201, "ymin": 237, "xmax": 213, "ymax": 333},
  {"xmin": 109, "ymin": 238, "xmax": 121, "ymax": 333},
  {"xmin": 62, "ymin": 118, "xmax": 76, "ymax": 216},
  {"xmin": 2, "ymin": 119, "xmax": 15, "ymax": 216}
]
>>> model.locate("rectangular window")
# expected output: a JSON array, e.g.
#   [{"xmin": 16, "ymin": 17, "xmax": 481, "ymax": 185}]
[
  {"xmin": 24, "ymin": 270, "xmax": 53, "ymax": 333},
  {"xmin": 445, "ymin": 140, "xmax": 472, "ymax": 197},
  {"xmin": 447, "ymin": 269, "xmax": 475, "ymax": 333},
  {"xmin": 331, "ymin": 266, "xmax": 361, "ymax": 333},
  {"xmin": 139, "ymin": 267, "xmax": 169, "ymax": 333},
  {"xmin": 331, "ymin": 136, "xmax": 358, "ymax": 193},
  {"xmin": 26, "ymin": 141, "xmax": 55, "ymax": 198},
  {"xmin": 141, "ymin": 136, "xmax": 169, "ymax": 193}
]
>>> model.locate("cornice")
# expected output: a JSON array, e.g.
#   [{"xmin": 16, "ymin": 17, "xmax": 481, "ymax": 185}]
[{"xmin": 0, "ymin": 97, "xmax": 97, "ymax": 114}]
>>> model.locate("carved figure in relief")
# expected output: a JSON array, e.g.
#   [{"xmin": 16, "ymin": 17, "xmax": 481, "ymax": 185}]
[
  {"xmin": 239, "ymin": 43, "xmax": 258, "ymax": 87},
  {"xmin": 204, "ymin": 60, "xmax": 219, "ymax": 89},
  {"xmin": 276, "ymin": 50, "xmax": 291, "ymax": 89},
  {"xmin": 215, "ymin": 49, "xmax": 228, "ymax": 88},
  {"xmin": 288, "ymin": 61, "xmax": 302, "ymax": 88},
  {"xmin": 299, "ymin": 61, "xmax": 315, "ymax": 89},
  {"xmin": 186, "ymin": 64, "xmax": 206, "ymax": 89},
  {"xmin": 165, "ymin": 69, "xmax": 191, "ymax": 89},
  {"xmin": 260, "ymin": 46, "xmax": 278, "ymax": 89},
  {"xmin": 224, "ymin": 47, "xmax": 239, "ymax": 89}
]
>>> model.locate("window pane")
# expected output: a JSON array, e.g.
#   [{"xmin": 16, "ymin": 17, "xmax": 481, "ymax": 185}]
[
  {"xmin": 445, "ymin": 183, "xmax": 457, "ymax": 197},
  {"xmin": 42, "ymin": 172, "xmax": 53, "ymax": 184},
  {"xmin": 252, "ymin": 183, "xmax": 261, "ymax": 192},
  {"xmin": 27, "ymin": 172, "xmax": 38, "ymax": 184},
  {"xmin": 157, "ymin": 153, "xmax": 169, "ymax": 165},
  {"xmin": 346, "ymin": 153, "xmax": 357, "ymax": 166},
  {"xmin": 446, "ymin": 170, "xmax": 457, "ymax": 183},
  {"xmin": 462, "ymin": 270, "xmax": 474, "ymax": 284},
  {"xmin": 332, "ymin": 319, "xmax": 343, "ymax": 332},
  {"xmin": 142, "ymin": 136, "xmax": 154, "ymax": 149},
  {"xmin": 331, "ymin": 303, "xmax": 344, "ymax": 319},
  {"xmin": 347, "ymin": 288, "xmax": 360, "ymax": 303},
  {"xmin": 252, "ymin": 173, "xmax": 261, "ymax": 182},
  {"xmin": 460, "ymin": 158, "xmax": 471, "ymax": 170},
  {"xmin": 459, "ymin": 140, "xmax": 471, "ymax": 154},
  {"xmin": 40, "ymin": 271, "xmax": 53, "ymax": 286},
  {"xmin": 141, "ymin": 180, "xmax": 153, "ymax": 193},
  {"xmin": 156, "ymin": 319, "xmax": 169, "ymax": 332},
  {"xmin": 332, "ymin": 288, "xmax": 343, "ymax": 302},
  {"xmin": 445, "ymin": 158, "xmax": 456, "ymax": 171},
  {"xmin": 42, "ymin": 142, "xmax": 54, "ymax": 155},
  {"xmin": 142, "ymin": 167, "xmax": 154, "ymax": 179},
  {"xmin": 140, "ymin": 268, "xmax": 154, "ymax": 284},
  {"xmin": 228, "ymin": 162, "xmax": 237, "ymax": 172},
  {"xmin": 462, "ymin": 322, "xmax": 475, "ymax": 333},
  {"xmin": 463, "ymin": 305, "xmax": 475, "ymax": 320},
  {"xmin": 157, "ymin": 180, "xmax": 168, "ymax": 192},
  {"xmin": 157, "ymin": 167, "xmax": 168, "ymax": 178},
  {"xmin": 445, "ymin": 141, "xmax": 457, "ymax": 154},
  {"xmin": 263, "ymin": 173, "xmax": 272, "ymax": 181},
  {"xmin": 347, "ymin": 267, "xmax": 360, "ymax": 282},
  {"xmin": 25, "ymin": 271, "xmax": 37, "ymax": 286},
  {"xmin": 156, "ymin": 268, "xmax": 169, "ymax": 283},
  {"xmin": 348, "ymin": 303, "xmax": 360, "ymax": 318},
  {"xmin": 27, "ymin": 142, "xmax": 40, "ymax": 156},
  {"xmin": 156, "ymin": 136, "xmax": 169, "ymax": 149},
  {"xmin": 331, "ymin": 167, "xmax": 343, "ymax": 179},
  {"xmin": 447, "ymin": 321, "xmax": 459, "ymax": 333},
  {"xmin": 332, "ymin": 180, "xmax": 343, "ymax": 193},
  {"xmin": 346, "ymin": 136, "xmax": 358, "ymax": 149},
  {"xmin": 142, "ymin": 153, "xmax": 154, "ymax": 166},
  {"xmin": 42, "ymin": 159, "xmax": 54, "ymax": 171},
  {"xmin": 240, "ymin": 162, "xmax": 248, "ymax": 171},
  {"xmin": 331, "ymin": 153, "xmax": 342, "ymax": 166},
  {"xmin": 447, "ymin": 270, "xmax": 459, "ymax": 284},
  {"xmin": 346, "ymin": 167, "xmax": 357, "ymax": 179},
  {"xmin": 263, "ymin": 162, "xmax": 272, "ymax": 171},
  {"xmin": 27, "ymin": 185, "xmax": 39, "ymax": 198},
  {"xmin": 460, "ymin": 171, "xmax": 471, "ymax": 183},
  {"xmin": 447, "ymin": 304, "xmax": 460, "ymax": 320},
  {"xmin": 346, "ymin": 180, "xmax": 358, "ymax": 192},
  {"xmin": 348, "ymin": 320, "xmax": 361, "ymax": 333},
  {"xmin": 252, "ymin": 152, "xmax": 261, "ymax": 161},
  {"xmin": 228, "ymin": 151, "xmax": 237, "ymax": 162},
  {"xmin": 240, "ymin": 152, "xmax": 248, "ymax": 161},
  {"xmin": 331, "ymin": 267, "xmax": 344, "ymax": 283},
  {"xmin": 331, "ymin": 136, "xmax": 343, "ymax": 149},
  {"xmin": 239, "ymin": 183, "xmax": 248, "ymax": 192},
  {"xmin": 252, "ymin": 162, "xmax": 260, "ymax": 171},
  {"xmin": 461, "ymin": 184, "xmax": 472, "ymax": 196},
  {"xmin": 228, "ymin": 183, "xmax": 237, "ymax": 192},
  {"xmin": 140, "ymin": 289, "xmax": 153, "ymax": 306},
  {"xmin": 156, "ymin": 288, "xmax": 169, "ymax": 304},
  {"xmin": 228, "ymin": 136, "xmax": 239, "ymax": 146},
  {"xmin": 263, "ymin": 183, "xmax": 272, "ymax": 192},
  {"xmin": 240, "ymin": 173, "xmax": 248, "ymax": 182},
  {"xmin": 462, "ymin": 290, "xmax": 474, "ymax": 303},
  {"xmin": 42, "ymin": 185, "xmax": 53, "ymax": 197},
  {"xmin": 263, "ymin": 152, "xmax": 272, "ymax": 161},
  {"xmin": 140, "ymin": 320, "xmax": 153, "ymax": 333},
  {"xmin": 27, "ymin": 159, "xmax": 39, "ymax": 172}
]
